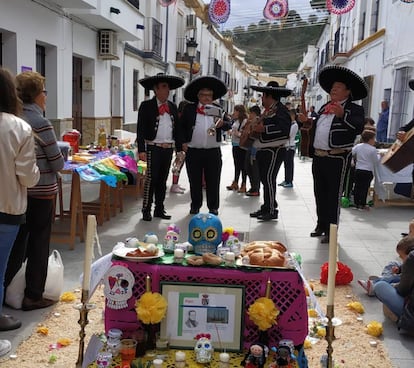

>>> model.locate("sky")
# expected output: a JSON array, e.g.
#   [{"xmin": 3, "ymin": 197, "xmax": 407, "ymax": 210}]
[{"xmin": 203, "ymin": 0, "xmax": 319, "ymax": 30}]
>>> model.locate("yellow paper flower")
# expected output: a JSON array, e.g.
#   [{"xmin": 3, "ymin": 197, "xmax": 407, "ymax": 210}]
[
  {"xmin": 366, "ymin": 321, "xmax": 383, "ymax": 337},
  {"xmin": 60, "ymin": 291, "xmax": 76, "ymax": 302},
  {"xmin": 346, "ymin": 301, "xmax": 365, "ymax": 314},
  {"xmin": 57, "ymin": 338, "xmax": 71, "ymax": 346},
  {"xmin": 308, "ymin": 309, "xmax": 318, "ymax": 318},
  {"xmin": 316, "ymin": 326, "xmax": 326, "ymax": 337},
  {"xmin": 303, "ymin": 339, "xmax": 312, "ymax": 349},
  {"xmin": 135, "ymin": 292, "xmax": 168, "ymax": 324},
  {"xmin": 247, "ymin": 297, "xmax": 280, "ymax": 331},
  {"xmin": 37, "ymin": 326, "xmax": 49, "ymax": 335}
]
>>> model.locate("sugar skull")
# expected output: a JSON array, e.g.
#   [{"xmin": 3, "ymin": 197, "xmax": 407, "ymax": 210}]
[
  {"xmin": 194, "ymin": 335, "xmax": 213, "ymax": 363},
  {"xmin": 188, "ymin": 213, "xmax": 222, "ymax": 255},
  {"xmin": 163, "ymin": 224, "xmax": 180, "ymax": 253}
]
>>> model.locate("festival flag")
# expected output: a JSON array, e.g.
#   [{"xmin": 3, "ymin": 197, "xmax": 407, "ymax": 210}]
[
  {"xmin": 326, "ymin": 0, "xmax": 355, "ymax": 15},
  {"xmin": 208, "ymin": 0, "xmax": 231, "ymax": 24},
  {"xmin": 158, "ymin": 0, "xmax": 177, "ymax": 7},
  {"xmin": 263, "ymin": 0, "xmax": 289, "ymax": 21}
]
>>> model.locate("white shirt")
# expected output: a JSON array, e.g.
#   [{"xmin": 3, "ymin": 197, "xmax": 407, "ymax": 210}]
[
  {"xmin": 153, "ymin": 101, "xmax": 173, "ymax": 144},
  {"xmin": 352, "ymin": 142, "xmax": 379, "ymax": 172},
  {"xmin": 285, "ymin": 121, "xmax": 299, "ymax": 148},
  {"xmin": 188, "ymin": 104, "xmax": 220, "ymax": 149},
  {"xmin": 313, "ymin": 113, "xmax": 334, "ymax": 150}
]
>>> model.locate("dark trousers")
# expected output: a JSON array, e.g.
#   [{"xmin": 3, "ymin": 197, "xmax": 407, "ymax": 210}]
[
  {"xmin": 142, "ymin": 145, "xmax": 173, "ymax": 213},
  {"xmin": 312, "ymin": 152, "xmax": 351, "ymax": 234},
  {"xmin": 186, "ymin": 147, "xmax": 222, "ymax": 211},
  {"xmin": 283, "ymin": 147, "xmax": 296, "ymax": 183},
  {"xmin": 353, "ymin": 169, "xmax": 373, "ymax": 206},
  {"xmin": 245, "ymin": 152, "xmax": 260, "ymax": 192},
  {"xmin": 232, "ymin": 145, "xmax": 247, "ymax": 184},
  {"xmin": 256, "ymin": 146, "xmax": 286, "ymax": 215},
  {"xmin": 5, "ymin": 196, "xmax": 54, "ymax": 300}
]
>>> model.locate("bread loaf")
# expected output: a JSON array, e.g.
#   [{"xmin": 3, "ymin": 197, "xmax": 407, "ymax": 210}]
[{"xmin": 241, "ymin": 240, "xmax": 287, "ymax": 267}]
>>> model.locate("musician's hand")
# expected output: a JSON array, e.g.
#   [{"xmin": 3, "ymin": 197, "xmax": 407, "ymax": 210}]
[
  {"xmin": 182, "ymin": 143, "xmax": 188, "ymax": 153},
  {"xmin": 326, "ymin": 102, "xmax": 344, "ymax": 117},
  {"xmin": 215, "ymin": 118, "xmax": 224, "ymax": 128},
  {"xmin": 253, "ymin": 122, "xmax": 265, "ymax": 133},
  {"xmin": 396, "ymin": 131, "xmax": 406, "ymax": 141},
  {"xmin": 138, "ymin": 152, "xmax": 147, "ymax": 162}
]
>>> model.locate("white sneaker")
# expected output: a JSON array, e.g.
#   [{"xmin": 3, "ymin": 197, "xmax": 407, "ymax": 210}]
[
  {"xmin": 0, "ymin": 339, "xmax": 11, "ymax": 357},
  {"xmin": 178, "ymin": 185, "xmax": 186, "ymax": 191},
  {"xmin": 170, "ymin": 184, "xmax": 185, "ymax": 194}
]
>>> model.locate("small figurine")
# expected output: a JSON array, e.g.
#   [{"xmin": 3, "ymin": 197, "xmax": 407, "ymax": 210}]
[
  {"xmin": 163, "ymin": 224, "xmax": 180, "ymax": 253},
  {"xmin": 188, "ymin": 213, "xmax": 222, "ymax": 255},
  {"xmin": 269, "ymin": 339, "xmax": 297, "ymax": 368},
  {"xmin": 194, "ymin": 333, "xmax": 213, "ymax": 363},
  {"xmin": 143, "ymin": 232, "xmax": 158, "ymax": 244},
  {"xmin": 241, "ymin": 343, "xmax": 267, "ymax": 368}
]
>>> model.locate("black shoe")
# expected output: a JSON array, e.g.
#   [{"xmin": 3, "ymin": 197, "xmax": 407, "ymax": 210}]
[
  {"xmin": 22, "ymin": 297, "xmax": 56, "ymax": 311},
  {"xmin": 153, "ymin": 211, "xmax": 172, "ymax": 220},
  {"xmin": 401, "ymin": 232, "xmax": 409, "ymax": 237},
  {"xmin": 310, "ymin": 228, "xmax": 324, "ymax": 237},
  {"xmin": 189, "ymin": 208, "xmax": 199, "ymax": 215},
  {"xmin": 0, "ymin": 314, "xmax": 21, "ymax": 331},
  {"xmin": 249, "ymin": 209, "xmax": 262, "ymax": 218},
  {"xmin": 209, "ymin": 209, "xmax": 219, "ymax": 215},
  {"xmin": 245, "ymin": 190, "xmax": 260, "ymax": 197},
  {"xmin": 257, "ymin": 212, "xmax": 278, "ymax": 221},
  {"xmin": 142, "ymin": 211, "xmax": 152, "ymax": 221},
  {"xmin": 320, "ymin": 236, "xmax": 329, "ymax": 244}
]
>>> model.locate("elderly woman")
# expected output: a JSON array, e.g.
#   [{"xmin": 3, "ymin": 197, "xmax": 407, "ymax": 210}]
[
  {"xmin": 0, "ymin": 68, "xmax": 39, "ymax": 356},
  {"xmin": 5, "ymin": 71, "xmax": 64, "ymax": 311}
]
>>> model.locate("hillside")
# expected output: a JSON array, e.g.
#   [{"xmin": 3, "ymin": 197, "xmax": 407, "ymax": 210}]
[{"xmin": 221, "ymin": 9, "xmax": 328, "ymax": 76}]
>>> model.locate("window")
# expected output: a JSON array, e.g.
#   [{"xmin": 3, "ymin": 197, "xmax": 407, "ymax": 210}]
[
  {"xmin": 133, "ymin": 69, "xmax": 139, "ymax": 111},
  {"xmin": 126, "ymin": 0, "xmax": 139, "ymax": 10},
  {"xmin": 370, "ymin": 0, "xmax": 379, "ymax": 34},
  {"xmin": 390, "ymin": 67, "xmax": 412, "ymax": 138},
  {"xmin": 36, "ymin": 45, "xmax": 46, "ymax": 76}
]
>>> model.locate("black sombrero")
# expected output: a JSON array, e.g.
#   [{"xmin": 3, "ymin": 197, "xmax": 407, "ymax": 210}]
[
  {"xmin": 139, "ymin": 73, "xmax": 185, "ymax": 90},
  {"xmin": 318, "ymin": 65, "xmax": 368, "ymax": 101},
  {"xmin": 184, "ymin": 76, "xmax": 227, "ymax": 102},
  {"xmin": 250, "ymin": 81, "xmax": 291, "ymax": 98},
  {"xmin": 409, "ymin": 79, "xmax": 414, "ymax": 91}
]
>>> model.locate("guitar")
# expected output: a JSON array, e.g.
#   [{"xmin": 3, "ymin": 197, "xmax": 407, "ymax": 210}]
[
  {"xmin": 381, "ymin": 127, "xmax": 414, "ymax": 173},
  {"xmin": 299, "ymin": 76, "xmax": 313, "ymax": 157}
]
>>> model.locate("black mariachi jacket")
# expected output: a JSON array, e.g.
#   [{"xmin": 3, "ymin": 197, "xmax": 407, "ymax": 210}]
[
  {"xmin": 175, "ymin": 103, "xmax": 231, "ymax": 152},
  {"xmin": 136, "ymin": 97, "xmax": 179, "ymax": 153},
  {"xmin": 309, "ymin": 99, "xmax": 365, "ymax": 157}
]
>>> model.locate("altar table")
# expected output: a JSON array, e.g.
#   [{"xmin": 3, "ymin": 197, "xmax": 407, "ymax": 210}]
[{"xmin": 104, "ymin": 261, "xmax": 308, "ymax": 351}]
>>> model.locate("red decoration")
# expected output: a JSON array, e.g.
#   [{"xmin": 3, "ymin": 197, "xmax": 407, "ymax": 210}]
[
  {"xmin": 158, "ymin": 0, "xmax": 177, "ymax": 7},
  {"xmin": 208, "ymin": 0, "xmax": 231, "ymax": 24},
  {"xmin": 263, "ymin": 0, "xmax": 289, "ymax": 21},
  {"xmin": 320, "ymin": 261, "xmax": 353, "ymax": 285},
  {"xmin": 195, "ymin": 333, "xmax": 211, "ymax": 340},
  {"xmin": 326, "ymin": 0, "xmax": 355, "ymax": 15}
]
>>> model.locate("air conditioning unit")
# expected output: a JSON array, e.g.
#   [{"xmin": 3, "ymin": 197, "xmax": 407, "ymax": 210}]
[
  {"xmin": 186, "ymin": 14, "xmax": 196, "ymax": 29},
  {"xmin": 98, "ymin": 30, "xmax": 119, "ymax": 60}
]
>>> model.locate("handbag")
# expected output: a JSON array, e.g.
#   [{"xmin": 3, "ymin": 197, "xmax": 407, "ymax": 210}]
[
  {"xmin": 397, "ymin": 302, "xmax": 414, "ymax": 332},
  {"xmin": 5, "ymin": 249, "xmax": 64, "ymax": 309}
]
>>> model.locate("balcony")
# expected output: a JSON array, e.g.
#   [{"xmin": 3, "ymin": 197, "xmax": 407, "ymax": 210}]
[{"xmin": 47, "ymin": 0, "xmax": 97, "ymax": 9}]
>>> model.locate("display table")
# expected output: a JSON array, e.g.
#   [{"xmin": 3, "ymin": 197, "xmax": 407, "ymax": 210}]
[{"xmin": 104, "ymin": 260, "xmax": 308, "ymax": 352}]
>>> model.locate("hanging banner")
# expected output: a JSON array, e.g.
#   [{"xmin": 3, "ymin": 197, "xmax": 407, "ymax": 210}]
[
  {"xmin": 400, "ymin": 0, "xmax": 414, "ymax": 3},
  {"xmin": 208, "ymin": 0, "xmax": 231, "ymax": 24},
  {"xmin": 158, "ymin": 0, "xmax": 177, "ymax": 6},
  {"xmin": 326, "ymin": 0, "xmax": 355, "ymax": 15},
  {"xmin": 263, "ymin": 0, "xmax": 289, "ymax": 21}
]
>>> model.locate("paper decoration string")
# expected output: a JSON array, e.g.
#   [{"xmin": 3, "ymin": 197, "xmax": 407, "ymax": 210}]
[
  {"xmin": 326, "ymin": 0, "xmax": 355, "ymax": 15},
  {"xmin": 400, "ymin": 0, "xmax": 414, "ymax": 3},
  {"xmin": 158, "ymin": 0, "xmax": 177, "ymax": 6},
  {"xmin": 263, "ymin": 0, "xmax": 289, "ymax": 21},
  {"xmin": 208, "ymin": 0, "xmax": 231, "ymax": 24}
]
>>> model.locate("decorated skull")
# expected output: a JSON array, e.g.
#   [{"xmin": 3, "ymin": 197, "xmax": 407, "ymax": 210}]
[
  {"xmin": 194, "ymin": 334, "xmax": 213, "ymax": 363},
  {"xmin": 188, "ymin": 213, "xmax": 222, "ymax": 255},
  {"xmin": 163, "ymin": 224, "xmax": 180, "ymax": 253}
]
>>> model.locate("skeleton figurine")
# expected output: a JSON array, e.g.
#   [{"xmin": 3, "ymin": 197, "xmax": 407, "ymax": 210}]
[
  {"xmin": 194, "ymin": 334, "xmax": 213, "ymax": 363},
  {"xmin": 163, "ymin": 224, "xmax": 180, "ymax": 253}
]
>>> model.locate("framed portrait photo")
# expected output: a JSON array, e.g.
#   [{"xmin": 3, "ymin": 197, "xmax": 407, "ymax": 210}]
[{"xmin": 159, "ymin": 282, "xmax": 245, "ymax": 351}]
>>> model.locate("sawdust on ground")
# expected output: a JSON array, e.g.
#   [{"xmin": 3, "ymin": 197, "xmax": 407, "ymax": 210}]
[{"xmin": 0, "ymin": 283, "xmax": 395, "ymax": 368}]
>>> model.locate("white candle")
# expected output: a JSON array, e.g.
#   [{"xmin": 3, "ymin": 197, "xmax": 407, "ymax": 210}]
[
  {"xmin": 225, "ymin": 252, "xmax": 235, "ymax": 266},
  {"xmin": 326, "ymin": 224, "xmax": 338, "ymax": 306},
  {"xmin": 82, "ymin": 215, "xmax": 96, "ymax": 291},
  {"xmin": 174, "ymin": 248, "xmax": 184, "ymax": 258},
  {"xmin": 152, "ymin": 358, "xmax": 163, "ymax": 368},
  {"xmin": 175, "ymin": 351, "xmax": 186, "ymax": 362},
  {"xmin": 219, "ymin": 352, "xmax": 230, "ymax": 362}
]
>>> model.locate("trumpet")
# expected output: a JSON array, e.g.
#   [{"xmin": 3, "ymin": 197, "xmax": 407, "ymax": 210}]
[{"xmin": 207, "ymin": 118, "xmax": 222, "ymax": 136}]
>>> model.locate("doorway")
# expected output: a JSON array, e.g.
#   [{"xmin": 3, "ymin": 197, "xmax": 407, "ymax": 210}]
[{"xmin": 72, "ymin": 57, "xmax": 82, "ymax": 133}]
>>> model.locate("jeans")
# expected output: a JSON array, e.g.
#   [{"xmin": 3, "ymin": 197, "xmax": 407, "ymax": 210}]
[
  {"xmin": 373, "ymin": 280, "xmax": 405, "ymax": 317},
  {"xmin": 0, "ymin": 224, "xmax": 20, "ymax": 309}
]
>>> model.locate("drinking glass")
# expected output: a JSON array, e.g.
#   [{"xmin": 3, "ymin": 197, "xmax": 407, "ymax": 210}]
[{"xmin": 120, "ymin": 338, "xmax": 137, "ymax": 367}]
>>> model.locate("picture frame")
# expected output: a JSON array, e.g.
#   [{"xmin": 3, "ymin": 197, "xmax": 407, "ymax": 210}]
[{"xmin": 160, "ymin": 282, "xmax": 245, "ymax": 351}]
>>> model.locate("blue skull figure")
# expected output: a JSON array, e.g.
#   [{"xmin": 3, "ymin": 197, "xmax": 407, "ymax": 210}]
[{"xmin": 188, "ymin": 213, "xmax": 222, "ymax": 255}]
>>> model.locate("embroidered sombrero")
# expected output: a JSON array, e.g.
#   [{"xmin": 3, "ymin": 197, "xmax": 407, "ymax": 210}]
[
  {"xmin": 184, "ymin": 75, "xmax": 227, "ymax": 102},
  {"xmin": 318, "ymin": 65, "xmax": 368, "ymax": 101},
  {"xmin": 250, "ymin": 81, "xmax": 291, "ymax": 98},
  {"xmin": 409, "ymin": 79, "xmax": 414, "ymax": 91},
  {"xmin": 139, "ymin": 73, "xmax": 185, "ymax": 90}
]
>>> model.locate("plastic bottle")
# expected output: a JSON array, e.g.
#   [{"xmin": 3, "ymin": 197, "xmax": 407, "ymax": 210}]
[{"xmin": 98, "ymin": 125, "xmax": 107, "ymax": 148}]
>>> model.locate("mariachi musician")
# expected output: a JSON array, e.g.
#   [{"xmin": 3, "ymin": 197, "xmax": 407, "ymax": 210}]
[
  {"xmin": 136, "ymin": 73, "xmax": 184, "ymax": 222},
  {"xmin": 248, "ymin": 81, "xmax": 292, "ymax": 222},
  {"xmin": 298, "ymin": 65, "xmax": 367, "ymax": 243}
]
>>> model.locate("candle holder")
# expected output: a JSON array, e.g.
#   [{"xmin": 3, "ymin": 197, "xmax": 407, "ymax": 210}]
[
  {"xmin": 324, "ymin": 304, "xmax": 335, "ymax": 368},
  {"xmin": 75, "ymin": 289, "xmax": 96, "ymax": 367}
]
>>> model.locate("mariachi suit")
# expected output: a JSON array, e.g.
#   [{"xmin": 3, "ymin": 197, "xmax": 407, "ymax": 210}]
[
  {"xmin": 253, "ymin": 102, "xmax": 291, "ymax": 217},
  {"xmin": 137, "ymin": 97, "xmax": 179, "ymax": 214},
  {"xmin": 176, "ymin": 103, "xmax": 230, "ymax": 213},
  {"xmin": 310, "ymin": 99, "xmax": 365, "ymax": 235}
]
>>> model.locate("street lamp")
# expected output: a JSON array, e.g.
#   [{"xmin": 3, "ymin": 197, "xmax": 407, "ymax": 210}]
[{"xmin": 186, "ymin": 37, "xmax": 198, "ymax": 81}]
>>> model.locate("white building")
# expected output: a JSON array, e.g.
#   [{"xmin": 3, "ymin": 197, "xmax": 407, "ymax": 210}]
[
  {"xmin": 295, "ymin": 0, "xmax": 414, "ymax": 141},
  {"xmin": 0, "ymin": 0, "xmax": 256, "ymax": 144}
]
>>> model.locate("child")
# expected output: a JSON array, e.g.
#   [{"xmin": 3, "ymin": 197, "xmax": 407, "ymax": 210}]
[
  {"xmin": 351, "ymin": 129, "xmax": 378, "ymax": 210},
  {"xmin": 358, "ymin": 220, "xmax": 414, "ymax": 296}
]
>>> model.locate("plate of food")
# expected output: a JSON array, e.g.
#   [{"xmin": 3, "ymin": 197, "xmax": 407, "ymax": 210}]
[
  {"xmin": 235, "ymin": 258, "xmax": 290, "ymax": 270},
  {"xmin": 112, "ymin": 245, "xmax": 164, "ymax": 262}
]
